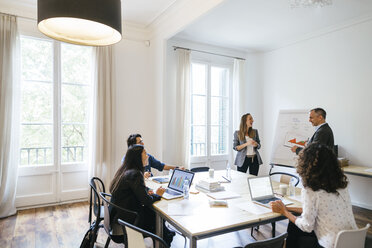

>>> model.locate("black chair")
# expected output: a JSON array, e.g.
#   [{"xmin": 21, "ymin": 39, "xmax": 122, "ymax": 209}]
[
  {"xmin": 118, "ymin": 218, "xmax": 170, "ymax": 248},
  {"xmin": 251, "ymin": 173, "xmax": 299, "ymax": 238},
  {"xmin": 88, "ymin": 177, "xmax": 106, "ymax": 247},
  {"xmin": 243, "ymin": 232, "xmax": 288, "ymax": 248},
  {"xmin": 190, "ymin": 166, "xmax": 209, "ymax": 172},
  {"xmin": 99, "ymin": 192, "xmax": 139, "ymax": 248}
]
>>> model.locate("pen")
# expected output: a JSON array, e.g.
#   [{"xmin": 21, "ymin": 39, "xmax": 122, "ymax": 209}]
[{"xmin": 222, "ymin": 176, "xmax": 231, "ymax": 183}]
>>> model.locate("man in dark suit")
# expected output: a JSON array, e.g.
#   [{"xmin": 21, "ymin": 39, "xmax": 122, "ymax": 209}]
[{"xmin": 291, "ymin": 108, "xmax": 334, "ymax": 155}]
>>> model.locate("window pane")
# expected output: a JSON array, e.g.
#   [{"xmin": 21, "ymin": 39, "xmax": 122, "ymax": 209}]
[
  {"xmin": 211, "ymin": 126, "xmax": 228, "ymax": 155},
  {"xmin": 211, "ymin": 97, "xmax": 228, "ymax": 126},
  {"xmin": 211, "ymin": 67, "xmax": 229, "ymax": 97},
  {"xmin": 61, "ymin": 124, "xmax": 87, "ymax": 163},
  {"xmin": 20, "ymin": 37, "xmax": 54, "ymax": 166},
  {"xmin": 61, "ymin": 43, "xmax": 92, "ymax": 85},
  {"xmin": 192, "ymin": 95, "xmax": 206, "ymax": 125},
  {"xmin": 20, "ymin": 124, "xmax": 53, "ymax": 165},
  {"xmin": 191, "ymin": 63, "xmax": 206, "ymax": 95},
  {"xmin": 21, "ymin": 37, "xmax": 53, "ymax": 82},
  {"xmin": 62, "ymin": 84, "xmax": 89, "ymax": 123},
  {"xmin": 191, "ymin": 126, "xmax": 206, "ymax": 156},
  {"xmin": 21, "ymin": 81, "xmax": 53, "ymax": 123},
  {"xmin": 61, "ymin": 44, "xmax": 92, "ymax": 164}
]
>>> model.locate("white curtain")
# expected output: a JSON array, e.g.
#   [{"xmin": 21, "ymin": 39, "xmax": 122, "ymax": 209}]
[
  {"xmin": 0, "ymin": 14, "xmax": 20, "ymax": 218},
  {"xmin": 232, "ymin": 59, "xmax": 246, "ymax": 166},
  {"xmin": 175, "ymin": 49, "xmax": 191, "ymax": 168},
  {"xmin": 91, "ymin": 46, "xmax": 116, "ymax": 188},
  {"xmin": 232, "ymin": 59, "xmax": 246, "ymax": 131}
]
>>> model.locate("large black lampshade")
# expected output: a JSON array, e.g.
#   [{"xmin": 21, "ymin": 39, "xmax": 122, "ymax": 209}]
[{"xmin": 37, "ymin": 0, "xmax": 122, "ymax": 46}]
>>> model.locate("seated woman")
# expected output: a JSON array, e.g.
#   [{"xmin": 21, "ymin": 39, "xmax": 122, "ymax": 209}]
[
  {"xmin": 270, "ymin": 143, "xmax": 357, "ymax": 248},
  {"xmin": 109, "ymin": 144, "xmax": 173, "ymax": 244}
]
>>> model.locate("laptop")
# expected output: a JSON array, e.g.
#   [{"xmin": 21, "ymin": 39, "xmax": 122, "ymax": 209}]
[
  {"xmin": 162, "ymin": 169, "xmax": 195, "ymax": 200},
  {"xmin": 247, "ymin": 175, "xmax": 293, "ymax": 208}
]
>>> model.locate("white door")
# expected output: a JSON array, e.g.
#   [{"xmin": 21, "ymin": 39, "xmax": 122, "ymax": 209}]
[
  {"xmin": 16, "ymin": 34, "xmax": 93, "ymax": 207},
  {"xmin": 189, "ymin": 60, "xmax": 233, "ymax": 170}
]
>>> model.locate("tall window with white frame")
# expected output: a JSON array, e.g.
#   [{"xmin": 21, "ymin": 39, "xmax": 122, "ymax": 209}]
[
  {"xmin": 20, "ymin": 36, "xmax": 92, "ymax": 166},
  {"xmin": 18, "ymin": 35, "xmax": 92, "ymax": 206},
  {"xmin": 190, "ymin": 61, "xmax": 231, "ymax": 168}
]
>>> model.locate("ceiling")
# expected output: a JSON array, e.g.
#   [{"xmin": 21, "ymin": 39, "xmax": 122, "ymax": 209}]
[
  {"xmin": 173, "ymin": 0, "xmax": 372, "ymax": 52},
  {"xmin": 0, "ymin": 0, "xmax": 177, "ymax": 27}
]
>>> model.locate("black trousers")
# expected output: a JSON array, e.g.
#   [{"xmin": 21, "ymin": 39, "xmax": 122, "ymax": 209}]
[
  {"xmin": 237, "ymin": 155, "xmax": 259, "ymax": 176},
  {"xmin": 286, "ymin": 222, "xmax": 323, "ymax": 248}
]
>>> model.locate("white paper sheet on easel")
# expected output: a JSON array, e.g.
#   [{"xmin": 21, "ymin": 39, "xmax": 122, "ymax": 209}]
[{"xmin": 236, "ymin": 202, "xmax": 272, "ymax": 215}]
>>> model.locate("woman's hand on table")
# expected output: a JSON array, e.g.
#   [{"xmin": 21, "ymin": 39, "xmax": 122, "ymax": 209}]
[{"xmin": 156, "ymin": 186, "xmax": 166, "ymax": 196}]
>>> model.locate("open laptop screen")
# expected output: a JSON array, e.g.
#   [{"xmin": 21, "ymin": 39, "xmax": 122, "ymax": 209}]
[
  {"xmin": 247, "ymin": 176, "xmax": 274, "ymax": 200},
  {"xmin": 168, "ymin": 169, "xmax": 194, "ymax": 192}
]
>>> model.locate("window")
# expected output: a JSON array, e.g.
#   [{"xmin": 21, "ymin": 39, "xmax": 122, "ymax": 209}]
[
  {"xmin": 20, "ymin": 36, "xmax": 92, "ymax": 166},
  {"xmin": 190, "ymin": 61, "xmax": 232, "ymax": 165}
]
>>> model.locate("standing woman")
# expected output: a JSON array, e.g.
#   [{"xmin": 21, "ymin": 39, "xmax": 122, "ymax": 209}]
[
  {"xmin": 109, "ymin": 144, "xmax": 166, "ymax": 239},
  {"xmin": 233, "ymin": 113, "xmax": 262, "ymax": 175}
]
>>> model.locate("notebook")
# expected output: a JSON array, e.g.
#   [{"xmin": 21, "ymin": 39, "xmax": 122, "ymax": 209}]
[
  {"xmin": 247, "ymin": 176, "xmax": 293, "ymax": 208},
  {"xmin": 152, "ymin": 177, "xmax": 169, "ymax": 184},
  {"xmin": 162, "ymin": 169, "xmax": 195, "ymax": 200}
]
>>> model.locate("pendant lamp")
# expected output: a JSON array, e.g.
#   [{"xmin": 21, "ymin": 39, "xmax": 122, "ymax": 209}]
[{"xmin": 37, "ymin": 0, "xmax": 122, "ymax": 46}]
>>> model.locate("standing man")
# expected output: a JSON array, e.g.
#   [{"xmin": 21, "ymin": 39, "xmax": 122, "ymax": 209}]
[
  {"xmin": 123, "ymin": 134, "xmax": 185, "ymax": 178},
  {"xmin": 291, "ymin": 108, "xmax": 334, "ymax": 155}
]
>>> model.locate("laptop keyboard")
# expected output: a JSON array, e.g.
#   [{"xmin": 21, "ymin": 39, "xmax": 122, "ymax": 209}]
[
  {"xmin": 257, "ymin": 196, "xmax": 280, "ymax": 204},
  {"xmin": 165, "ymin": 188, "xmax": 181, "ymax": 195}
]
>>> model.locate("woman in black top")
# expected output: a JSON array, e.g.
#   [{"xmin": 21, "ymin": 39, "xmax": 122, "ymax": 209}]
[{"xmin": 109, "ymin": 144, "xmax": 166, "ymax": 235}]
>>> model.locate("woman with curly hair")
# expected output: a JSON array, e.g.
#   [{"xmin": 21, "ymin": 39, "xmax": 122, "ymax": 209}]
[{"xmin": 270, "ymin": 143, "xmax": 357, "ymax": 248}]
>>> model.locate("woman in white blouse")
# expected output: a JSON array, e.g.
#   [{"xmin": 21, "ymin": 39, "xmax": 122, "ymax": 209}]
[
  {"xmin": 271, "ymin": 143, "xmax": 357, "ymax": 248},
  {"xmin": 233, "ymin": 113, "xmax": 262, "ymax": 175}
]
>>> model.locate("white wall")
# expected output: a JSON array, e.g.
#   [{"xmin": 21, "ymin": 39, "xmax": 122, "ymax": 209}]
[
  {"xmin": 113, "ymin": 38, "xmax": 152, "ymax": 174},
  {"xmin": 260, "ymin": 18, "xmax": 372, "ymax": 209}
]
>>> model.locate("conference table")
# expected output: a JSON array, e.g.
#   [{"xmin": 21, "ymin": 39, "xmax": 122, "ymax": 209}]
[{"xmin": 146, "ymin": 170, "xmax": 301, "ymax": 248}]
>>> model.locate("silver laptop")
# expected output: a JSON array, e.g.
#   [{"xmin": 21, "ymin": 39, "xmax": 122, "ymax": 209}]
[
  {"xmin": 247, "ymin": 175, "xmax": 293, "ymax": 208},
  {"xmin": 162, "ymin": 169, "xmax": 195, "ymax": 200}
]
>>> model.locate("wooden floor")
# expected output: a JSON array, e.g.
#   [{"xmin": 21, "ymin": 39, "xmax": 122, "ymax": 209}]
[{"xmin": 0, "ymin": 202, "xmax": 371, "ymax": 248}]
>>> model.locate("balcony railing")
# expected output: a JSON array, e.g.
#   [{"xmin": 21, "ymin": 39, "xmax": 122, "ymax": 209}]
[
  {"xmin": 20, "ymin": 146, "xmax": 85, "ymax": 165},
  {"xmin": 191, "ymin": 143, "xmax": 226, "ymax": 156}
]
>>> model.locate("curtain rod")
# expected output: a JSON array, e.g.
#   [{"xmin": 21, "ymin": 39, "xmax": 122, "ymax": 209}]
[
  {"xmin": 0, "ymin": 11, "xmax": 36, "ymax": 21},
  {"xmin": 173, "ymin": 46, "xmax": 245, "ymax": 61}
]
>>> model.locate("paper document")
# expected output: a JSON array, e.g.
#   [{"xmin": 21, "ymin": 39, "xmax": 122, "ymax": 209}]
[
  {"xmin": 207, "ymin": 191, "xmax": 241, "ymax": 200},
  {"xmin": 364, "ymin": 168, "xmax": 372, "ymax": 173},
  {"xmin": 236, "ymin": 202, "xmax": 272, "ymax": 215}
]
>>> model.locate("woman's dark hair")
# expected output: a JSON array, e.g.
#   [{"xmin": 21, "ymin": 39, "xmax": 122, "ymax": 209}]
[
  {"xmin": 238, "ymin": 113, "xmax": 255, "ymax": 140},
  {"xmin": 110, "ymin": 144, "xmax": 145, "ymax": 193},
  {"xmin": 297, "ymin": 143, "xmax": 347, "ymax": 193},
  {"xmin": 127, "ymin": 133, "xmax": 142, "ymax": 147}
]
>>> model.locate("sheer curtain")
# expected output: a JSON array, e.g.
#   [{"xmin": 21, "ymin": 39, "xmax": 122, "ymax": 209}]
[
  {"xmin": 0, "ymin": 14, "xmax": 20, "ymax": 218},
  {"xmin": 232, "ymin": 59, "xmax": 246, "ymax": 166},
  {"xmin": 232, "ymin": 59, "xmax": 246, "ymax": 131},
  {"xmin": 91, "ymin": 46, "xmax": 116, "ymax": 188},
  {"xmin": 175, "ymin": 49, "xmax": 191, "ymax": 168}
]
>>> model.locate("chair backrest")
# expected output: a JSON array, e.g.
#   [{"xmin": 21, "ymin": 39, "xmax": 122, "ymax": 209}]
[
  {"xmin": 244, "ymin": 232, "xmax": 287, "ymax": 248},
  {"xmin": 190, "ymin": 167, "xmax": 210, "ymax": 173},
  {"xmin": 89, "ymin": 177, "xmax": 106, "ymax": 223},
  {"xmin": 99, "ymin": 192, "xmax": 139, "ymax": 243},
  {"xmin": 269, "ymin": 172, "xmax": 299, "ymax": 186},
  {"xmin": 334, "ymin": 224, "xmax": 370, "ymax": 248},
  {"xmin": 117, "ymin": 219, "xmax": 169, "ymax": 248}
]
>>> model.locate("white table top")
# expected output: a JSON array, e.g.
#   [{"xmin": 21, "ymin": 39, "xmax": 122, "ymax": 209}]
[{"xmin": 146, "ymin": 170, "xmax": 301, "ymax": 246}]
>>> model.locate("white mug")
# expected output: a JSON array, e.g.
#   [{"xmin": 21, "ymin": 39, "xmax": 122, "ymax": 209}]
[
  {"xmin": 209, "ymin": 168, "xmax": 214, "ymax": 178},
  {"xmin": 279, "ymin": 184, "xmax": 288, "ymax": 196}
]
